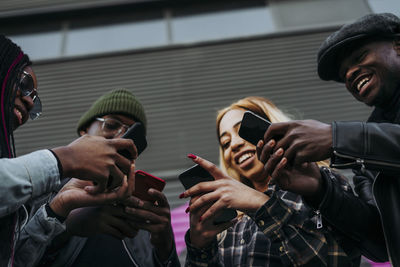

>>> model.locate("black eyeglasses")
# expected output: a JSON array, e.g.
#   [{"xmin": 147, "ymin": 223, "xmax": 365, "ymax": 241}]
[
  {"xmin": 18, "ymin": 71, "xmax": 42, "ymax": 120},
  {"xmin": 96, "ymin": 117, "xmax": 131, "ymax": 137}
]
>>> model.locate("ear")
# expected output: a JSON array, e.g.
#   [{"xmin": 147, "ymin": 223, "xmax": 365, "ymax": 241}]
[{"xmin": 393, "ymin": 37, "xmax": 400, "ymax": 56}]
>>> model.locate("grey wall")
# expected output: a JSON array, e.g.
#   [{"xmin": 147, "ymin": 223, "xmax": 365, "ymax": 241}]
[{"xmin": 13, "ymin": 29, "xmax": 372, "ymax": 208}]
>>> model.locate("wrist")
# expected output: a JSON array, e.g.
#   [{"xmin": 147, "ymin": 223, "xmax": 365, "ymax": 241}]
[
  {"xmin": 326, "ymin": 123, "xmax": 334, "ymax": 157},
  {"xmin": 46, "ymin": 202, "xmax": 67, "ymax": 223},
  {"xmin": 51, "ymin": 146, "xmax": 75, "ymax": 179},
  {"xmin": 189, "ymin": 229, "xmax": 214, "ymax": 249},
  {"xmin": 246, "ymin": 192, "xmax": 269, "ymax": 213},
  {"xmin": 154, "ymin": 239, "xmax": 173, "ymax": 261},
  {"xmin": 304, "ymin": 170, "xmax": 326, "ymax": 208},
  {"xmin": 50, "ymin": 195, "xmax": 72, "ymax": 218}
]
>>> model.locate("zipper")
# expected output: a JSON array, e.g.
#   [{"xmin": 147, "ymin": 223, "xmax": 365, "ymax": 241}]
[
  {"xmin": 122, "ymin": 239, "xmax": 139, "ymax": 267},
  {"xmin": 315, "ymin": 210, "xmax": 323, "ymax": 229},
  {"xmin": 331, "ymin": 151, "xmax": 400, "ymax": 169}
]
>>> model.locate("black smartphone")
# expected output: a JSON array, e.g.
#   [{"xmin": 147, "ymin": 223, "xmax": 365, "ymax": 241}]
[
  {"xmin": 121, "ymin": 122, "xmax": 147, "ymax": 158},
  {"xmin": 238, "ymin": 110, "xmax": 271, "ymax": 146},
  {"xmin": 179, "ymin": 164, "xmax": 237, "ymax": 225}
]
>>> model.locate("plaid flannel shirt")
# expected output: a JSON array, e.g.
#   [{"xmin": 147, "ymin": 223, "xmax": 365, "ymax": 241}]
[{"xmin": 185, "ymin": 185, "xmax": 360, "ymax": 267}]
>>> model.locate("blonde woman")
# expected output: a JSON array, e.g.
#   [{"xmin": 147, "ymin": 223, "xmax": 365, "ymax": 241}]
[{"xmin": 181, "ymin": 96, "xmax": 361, "ymax": 266}]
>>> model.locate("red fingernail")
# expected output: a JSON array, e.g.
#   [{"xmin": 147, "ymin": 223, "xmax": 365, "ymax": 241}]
[
  {"xmin": 187, "ymin": 153, "xmax": 197, "ymax": 159},
  {"xmin": 185, "ymin": 207, "xmax": 190, "ymax": 213},
  {"xmin": 179, "ymin": 193, "xmax": 185, "ymax": 199},
  {"xmin": 199, "ymin": 216, "xmax": 202, "ymax": 222}
]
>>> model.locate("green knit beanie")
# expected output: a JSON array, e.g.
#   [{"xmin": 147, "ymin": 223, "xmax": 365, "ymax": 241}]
[{"xmin": 77, "ymin": 89, "xmax": 147, "ymax": 135}]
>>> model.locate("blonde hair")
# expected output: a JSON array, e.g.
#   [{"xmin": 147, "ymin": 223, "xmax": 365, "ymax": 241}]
[{"xmin": 216, "ymin": 96, "xmax": 328, "ymax": 181}]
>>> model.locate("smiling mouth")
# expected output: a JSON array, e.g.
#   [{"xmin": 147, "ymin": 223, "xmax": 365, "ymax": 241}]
[
  {"xmin": 14, "ymin": 106, "xmax": 25, "ymax": 126},
  {"xmin": 236, "ymin": 151, "xmax": 255, "ymax": 165},
  {"xmin": 353, "ymin": 74, "xmax": 373, "ymax": 94}
]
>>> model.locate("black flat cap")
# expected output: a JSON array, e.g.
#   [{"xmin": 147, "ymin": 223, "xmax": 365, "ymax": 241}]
[{"xmin": 318, "ymin": 13, "xmax": 400, "ymax": 82}]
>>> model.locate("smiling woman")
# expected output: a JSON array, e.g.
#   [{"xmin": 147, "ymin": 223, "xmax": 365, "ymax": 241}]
[
  {"xmin": 216, "ymin": 97, "xmax": 291, "ymax": 185},
  {"xmin": 182, "ymin": 96, "xmax": 361, "ymax": 266}
]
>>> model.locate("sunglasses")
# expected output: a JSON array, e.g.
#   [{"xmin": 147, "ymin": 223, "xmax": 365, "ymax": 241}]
[{"xmin": 18, "ymin": 71, "xmax": 42, "ymax": 120}]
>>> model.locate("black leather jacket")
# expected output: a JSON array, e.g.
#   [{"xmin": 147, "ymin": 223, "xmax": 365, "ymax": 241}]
[{"xmin": 328, "ymin": 119, "xmax": 400, "ymax": 266}]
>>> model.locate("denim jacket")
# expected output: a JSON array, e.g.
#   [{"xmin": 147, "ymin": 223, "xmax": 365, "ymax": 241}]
[{"xmin": 0, "ymin": 150, "xmax": 60, "ymax": 267}]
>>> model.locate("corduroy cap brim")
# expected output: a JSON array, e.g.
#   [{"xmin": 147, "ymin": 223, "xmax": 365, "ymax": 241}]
[{"xmin": 317, "ymin": 13, "xmax": 400, "ymax": 82}]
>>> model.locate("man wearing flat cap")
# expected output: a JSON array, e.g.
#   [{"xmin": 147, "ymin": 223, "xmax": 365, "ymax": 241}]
[{"xmin": 256, "ymin": 13, "xmax": 400, "ymax": 265}]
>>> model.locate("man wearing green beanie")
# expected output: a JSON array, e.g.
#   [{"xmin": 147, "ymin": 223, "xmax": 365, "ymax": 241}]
[
  {"xmin": 16, "ymin": 89, "xmax": 180, "ymax": 267},
  {"xmin": 76, "ymin": 88, "xmax": 147, "ymax": 136}
]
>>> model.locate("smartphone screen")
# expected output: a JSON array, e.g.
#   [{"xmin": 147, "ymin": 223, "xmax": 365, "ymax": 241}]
[
  {"xmin": 238, "ymin": 110, "xmax": 271, "ymax": 146},
  {"xmin": 179, "ymin": 164, "xmax": 237, "ymax": 225},
  {"xmin": 121, "ymin": 122, "xmax": 147, "ymax": 158},
  {"xmin": 133, "ymin": 170, "xmax": 165, "ymax": 202}
]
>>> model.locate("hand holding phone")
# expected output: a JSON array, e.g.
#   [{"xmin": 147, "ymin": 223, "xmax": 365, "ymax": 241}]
[
  {"xmin": 179, "ymin": 164, "xmax": 237, "ymax": 225},
  {"xmin": 238, "ymin": 110, "xmax": 271, "ymax": 146},
  {"xmin": 120, "ymin": 122, "xmax": 147, "ymax": 158},
  {"xmin": 133, "ymin": 170, "xmax": 165, "ymax": 202}
]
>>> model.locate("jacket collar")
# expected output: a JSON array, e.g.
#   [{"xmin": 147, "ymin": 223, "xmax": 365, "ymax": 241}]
[{"xmin": 368, "ymin": 86, "xmax": 400, "ymax": 124}]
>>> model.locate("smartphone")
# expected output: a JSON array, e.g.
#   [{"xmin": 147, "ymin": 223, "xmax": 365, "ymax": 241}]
[
  {"xmin": 121, "ymin": 122, "xmax": 147, "ymax": 158},
  {"xmin": 178, "ymin": 164, "xmax": 237, "ymax": 225},
  {"xmin": 238, "ymin": 110, "xmax": 271, "ymax": 146},
  {"xmin": 133, "ymin": 170, "xmax": 166, "ymax": 202}
]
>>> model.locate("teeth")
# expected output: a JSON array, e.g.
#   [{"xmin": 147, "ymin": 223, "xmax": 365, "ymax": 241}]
[
  {"xmin": 357, "ymin": 77, "xmax": 370, "ymax": 91},
  {"xmin": 238, "ymin": 152, "xmax": 254, "ymax": 164},
  {"xmin": 14, "ymin": 108, "xmax": 23, "ymax": 125},
  {"xmin": 15, "ymin": 109, "xmax": 22, "ymax": 120}
]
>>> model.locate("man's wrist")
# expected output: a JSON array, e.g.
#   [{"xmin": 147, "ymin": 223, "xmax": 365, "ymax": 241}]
[
  {"xmin": 45, "ymin": 202, "xmax": 67, "ymax": 223},
  {"xmin": 153, "ymin": 233, "xmax": 174, "ymax": 261},
  {"xmin": 51, "ymin": 146, "xmax": 75, "ymax": 179},
  {"xmin": 304, "ymin": 168, "xmax": 327, "ymax": 208}
]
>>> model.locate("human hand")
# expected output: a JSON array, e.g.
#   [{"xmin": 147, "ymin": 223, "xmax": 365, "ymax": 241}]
[
  {"xmin": 52, "ymin": 134, "xmax": 137, "ymax": 193},
  {"xmin": 123, "ymin": 190, "xmax": 174, "ymax": 261},
  {"xmin": 180, "ymin": 155, "xmax": 268, "ymax": 248},
  {"xmin": 257, "ymin": 120, "xmax": 333, "ymax": 168},
  {"xmin": 66, "ymin": 205, "xmax": 138, "ymax": 239},
  {"xmin": 262, "ymin": 147, "xmax": 323, "ymax": 198},
  {"xmin": 181, "ymin": 155, "xmax": 270, "ymax": 216},
  {"xmin": 50, "ymin": 164, "xmax": 135, "ymax": 218},
  {"xmin": 188, "ymin": 195, "xmax": 235, "ymax": 249}
]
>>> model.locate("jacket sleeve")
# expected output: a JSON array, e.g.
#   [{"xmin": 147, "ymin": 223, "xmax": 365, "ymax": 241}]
[
  {"xmin": 14, "ymin": 204, "xmax": 66, "ymax": 267},
  {"xmin": 315, "ymin": 167, "xmax": 388, "ymax": 262},
  {"xmin": 0, "ymin": 150, "xmax": 60, "ymax": 217},
  {"xmin": 185, "ymin": 230, "xmax": 222, "ymax": 267},
  {"xmin": 153, "ymin": 241, "xmax": 181, "ymax": 267},
  {"xmin": 331, "ymin": 121, "xmax": 400, "ymax": 172}
]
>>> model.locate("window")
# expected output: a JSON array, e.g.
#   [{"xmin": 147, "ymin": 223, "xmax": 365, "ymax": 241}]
[
  {"xmin": 172, "ymin": 6, "xmax": 275, "ymax": 43},
  {"xmin": 66, "ymin": 19, "xmax": 167, "ymax": 56},
  {"xmin": 10, "ymin": 31, "xmax": 63, "ymax": 60},
  {"xmin": 367, "ymin": 0, "xmax": 400, "ymax": 17}
]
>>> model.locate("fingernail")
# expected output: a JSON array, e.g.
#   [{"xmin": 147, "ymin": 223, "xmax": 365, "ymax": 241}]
[
  {"xmin": 185, "ymin": 207, "xmax": 190, "ymax": 213},
  {"xmin": 187, "ymin": 153, "xmax": 197, "ymax": 159},
  {"xmin": 257, "ymin": 140, "xmax": 263, "ymax": 148},
  {"xmin": 268, "ymin": 139, "xmax": 275, "ymax": 147},
  {"xmin": 199, "ymin": 216, "xmax": 202, "ymax": 222},
  {"xmin": 179, "ymin": 192, "xmax": 185, "ymax": 199},
  {"xmin": 276, "ymin": 148, "xmax": 283, "ymax": 156}
]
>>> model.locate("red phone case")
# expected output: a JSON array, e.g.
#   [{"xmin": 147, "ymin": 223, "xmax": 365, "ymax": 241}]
[{"xmin": 133, "ymin": 170, "xmax": 166, "ymax": 201}]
